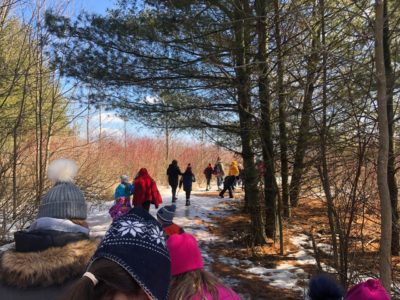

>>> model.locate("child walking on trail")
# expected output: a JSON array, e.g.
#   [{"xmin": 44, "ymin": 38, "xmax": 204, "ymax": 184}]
[
  {"xmin": 114, "ymin": 175, "xmax": 134, "ymax": 200},
  {"xmin": 157, "ymin": 204, "xmax": 184, "ymax": 238},
  {"xmin": 203, "ymin": 163, "xmax": 213, "ymax": 191},
  {"xmin": 181, "ymin": 164, "xmax": 196, "ymax": 206},
  {"xmin": 62, "ymin": 208, "xmax": 171, "ymax": 300},
  {"xmin": 167, "ymin": 233, "xmax": 241, "ymax": 300}
]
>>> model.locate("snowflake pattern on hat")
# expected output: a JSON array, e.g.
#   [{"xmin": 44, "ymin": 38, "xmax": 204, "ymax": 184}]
[
  {"xmin": 100, "ymin": 209, "xmax": 169, "ymax": 255},
  {"xmin": 90, "ymin": 208, "xmax": 171, "ymax": 300}
]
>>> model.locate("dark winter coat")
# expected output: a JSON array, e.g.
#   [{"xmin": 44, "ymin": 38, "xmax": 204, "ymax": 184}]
[
  {"xmin": 0, "ymin": 238, "xmax": 99, "ymax": 300},
  {"xmin": 213, "ymin": 161, "xmax": 224, "ymax": 177},
  {"xmin": 203, "ymin": 166, "xmax": 213, "ymax": 179},
  {"xmin": 223, "ymin": 175, "xmax": 236, "ymax": 189},
  {"xmin": 182, "ymin": 169, "xmax": 195, "ymax": 192},
  {"xmin": 167, "ymin": 162, "xmax": 183, "ymax": 187}
]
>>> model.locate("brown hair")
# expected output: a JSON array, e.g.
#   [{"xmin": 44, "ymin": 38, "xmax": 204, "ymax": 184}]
[
  {"xmin": 61, "ymin": 258, "xmax": 143, "ymax": 300},
  {"xmin": 169, "ymin": 269, "xmax": 226, "ymax": 300},
  {"xmin": 69, "ymin": 219, "xmax": 89, "ymax": 228}
]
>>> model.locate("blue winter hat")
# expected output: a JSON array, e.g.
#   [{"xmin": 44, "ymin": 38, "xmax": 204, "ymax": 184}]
[
  {"xmin": 308, "ymin": 274, "xmax": 344, "ymax": 300},
  {"xmin": 89, "ymin": 208, "xmax": 171, "ymax": 300},
  {"xmin": 157, "ymin": 204, "xmax": 176, "ymax": 225}
]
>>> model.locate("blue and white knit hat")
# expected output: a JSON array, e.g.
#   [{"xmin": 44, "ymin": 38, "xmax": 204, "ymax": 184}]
[
  {"xmin": 157, "ymin": 204, "xmax": 176, "ymax": 225},
  {"xmin": 89, "ymin": 208, "xmax": 171, "ymax": 300},
  {"xmin": 38, "ymin": 159, "xmax": 87, "ymax": 220}
]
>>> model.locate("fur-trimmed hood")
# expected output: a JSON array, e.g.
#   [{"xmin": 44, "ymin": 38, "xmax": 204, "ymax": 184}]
[{"xmin": 0, "ymin": 238, "xmax": 99, "ymax": 288}]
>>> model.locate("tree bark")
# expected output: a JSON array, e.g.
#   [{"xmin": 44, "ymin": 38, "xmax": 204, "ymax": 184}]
[
  {"xmin": 274, "ymin": 0, "xmax": 290, "ymax": 218},
  {"xmin": 375, "ymin": 0, "xmax": 392, "ymax": 292},
  {"xmin": 234, "ymin": 0, "xmax": 266, "ymax": 245},
  {"xmin": 255, "ymin": 0, "xmax": 277, "ymax": 239},
  {"xmin": 289, "ymin": 34, "xmax": 319, "ymax": 207},
  {"xmin": 382, "ymin": 0, "xmax": 399, "ymax": 256}
]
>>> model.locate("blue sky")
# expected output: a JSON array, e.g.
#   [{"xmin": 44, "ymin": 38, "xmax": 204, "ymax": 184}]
[
  {"xmin": 73, "ymin": 0, "xmax": 114, "ymax": 15},
  {"xmin": 65, "ymin": 1, "xmax": 165, "ymax": 140}
]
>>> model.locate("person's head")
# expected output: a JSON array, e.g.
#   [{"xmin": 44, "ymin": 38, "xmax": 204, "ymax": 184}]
[
  {"xmin": 137, "ymin": 168, "xmax": 149, "ymax": 177},
  {"xmin": 308, "ymin": 274, "xmax": 344, "ymax": 300},
  {"xmin": 186, "ymin": 163, "xmax": 192, "ymax": 171},
  {"xmin": 172, "ymin": 160, "xmax": 178, "ymax": 165},
  {"xmin": 208, "ymin": 163, "xmax": 212, "ymax": 167},
  {"xmin": 231, "ymin": 161, "xmax": 237, "ymax": 166},
  {"xmin": 63, "ymin": 258, "xmax": 149, "ymax": 300},
  {"xmin": 63, "ymin": 208, "xmax": 171, "ymax": 300},
  {"xmin": 167, "ymin": 233, "xmax": 222, "ymax": 299},
  {"xmin": 346, "ymin": 279, "xmax": 390, "ymax": 300},
  {"xmin": 120, "ymin": 175, "xmax": 129, "ymax": 184},
  {"xmin": 38, "ymin": 158, "xmax": 87, "ymax": 220},
  {"xmin": 157, "ymin": 204, "xmax": 177, "ymax": 226}
]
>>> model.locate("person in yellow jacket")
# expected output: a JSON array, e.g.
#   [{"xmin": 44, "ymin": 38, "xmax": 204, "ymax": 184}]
[
  {"xmin": 219, "ymin": 161, "xmax": 239, "ymax": 198},
  {"xmin": 228, "ymin": 161, "xmax": 240, "ymax": 177}
]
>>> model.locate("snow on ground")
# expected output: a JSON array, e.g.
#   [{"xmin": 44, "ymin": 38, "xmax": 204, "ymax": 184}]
[{"xmin": 0, "ymin": 186, "xmax": 317, "ymax": 297}]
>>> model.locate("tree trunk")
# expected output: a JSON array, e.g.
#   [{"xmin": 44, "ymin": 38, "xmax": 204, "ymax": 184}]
[
  {"xmin": 375, "ymin": 0, "xmax": 392, "ymax": 292},
  {"xmin": 317, "ymin": 0, "xmax": 339, "ymax": 269},
  {"xmin": 234, "ymin": 0, "xmax": 266, "ymax": 245},
  {"xmin": 383, "ymin": 0, "xmax": 399, "ymax": 256},
  {"xmin": 289, "ymin": 32, "xmax": 319, "ymax": 208},
  {"xmin": 274, "ymin": 0, "xmax": 290, "ymax": 218},
  {"xmin": 255, "ymin": 0, "xmax": 277, "ymax": 239}
]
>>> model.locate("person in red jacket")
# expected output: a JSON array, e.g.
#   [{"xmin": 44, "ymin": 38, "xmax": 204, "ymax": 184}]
[{"xmin": 133, "ymin": 168, "xmax": 162, "ymax": 211}]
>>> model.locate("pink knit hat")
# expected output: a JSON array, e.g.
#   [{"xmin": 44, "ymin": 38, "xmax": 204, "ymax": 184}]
[
  {"xmin": 346, "ymin": 279, "xmax": 390, "ymax": 300},
  {"xmin": 167, "ymin": 233, "xmax": 204, "ymax": 276}
]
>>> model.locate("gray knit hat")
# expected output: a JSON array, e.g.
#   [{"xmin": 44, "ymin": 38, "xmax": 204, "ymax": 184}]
[
  {"xmin": 37, "ymin": 159, "xmax": 87, "ymax": 220},
  {"xmin": 157, "ymin": 204, "xmax": 176, "ymax": 225}
]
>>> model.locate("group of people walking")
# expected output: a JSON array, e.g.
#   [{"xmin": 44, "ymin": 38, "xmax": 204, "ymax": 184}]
[{"xmin": 0, "ymin": 158, "xmax": 241, "ymax": 300}]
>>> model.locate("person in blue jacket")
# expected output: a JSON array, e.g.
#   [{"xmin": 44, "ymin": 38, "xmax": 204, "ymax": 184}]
[{"xmin": 114, "ymin": 175, "xmax": 134, "ymax": 201}]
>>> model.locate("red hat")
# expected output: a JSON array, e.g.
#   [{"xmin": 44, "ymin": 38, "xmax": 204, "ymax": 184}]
[
  {"xmin": 346, "ymin": 279, "xmax": 390, "ymax": 300},
  {"xmin": 167, "ymin": 233, "xmax": 204, "ymax": 276}
]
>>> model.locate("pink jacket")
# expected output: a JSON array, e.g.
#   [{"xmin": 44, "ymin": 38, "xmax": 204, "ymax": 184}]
[{"xmin": 192, "ymin": 286, "xmax": 241, "ymax": 300}]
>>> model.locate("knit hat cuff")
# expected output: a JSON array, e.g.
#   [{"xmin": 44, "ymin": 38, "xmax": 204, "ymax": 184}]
[
  {"xmin": 90, "ymin": 254, "xmax": 162, "ymax": 300},
  {"xmin": 38, "ymin": 201, "xmax": 87, "ymax": 219}
]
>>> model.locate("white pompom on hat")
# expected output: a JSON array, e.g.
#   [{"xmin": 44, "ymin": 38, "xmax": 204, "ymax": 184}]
[
  {"xmin": 38, "ymin": 159, "xmax": 87, "ymax": 220},
  {"xmin": 47, "ymin": 159, "xmax": 78, "ymax": 183}
]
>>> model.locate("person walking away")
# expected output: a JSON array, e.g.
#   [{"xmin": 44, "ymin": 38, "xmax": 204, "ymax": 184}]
[
  {"xmin": 182, "ymin": 164, "xmax": 195, "ymax": 206},
  {"xmin": 157, "ymin": 204, "xmax": 184, "ymax": 238},
  {"xmin": 203, "ymin": 163, "xmax": 213, "ymax": 191},
  {"xmin": 114, "ymin": 175, "xmax": 133, "ymax": 200},
  {"xmin": 213, "ymin": 157, "xmax": 225, "ymax": 190},
  {"xmin": 219, "ymin": 161, "xmax": 239, "ymax": 199},
  {"xmin": 61, "ymin": 208, "xmax": 171, "ymax": 300},
  {"xmin": 167, "ymin": 233, "xmax": 241, "ymax": 299},
  {"xmin": 133, "ymin": 168, "xmax": 162, "ymax": 212},
  {"xmin": 167, "ymin": 159, "xmax": 183, "ymax": 203}
]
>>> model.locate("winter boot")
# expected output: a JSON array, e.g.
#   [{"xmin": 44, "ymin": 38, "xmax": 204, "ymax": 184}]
[
  {"xmin": 185, "ymin": 199, "xmax": 190, "ymax": 206},
  {"xmin": 172, "ymin": 198, "xmax": 176, "ymax": 203}
]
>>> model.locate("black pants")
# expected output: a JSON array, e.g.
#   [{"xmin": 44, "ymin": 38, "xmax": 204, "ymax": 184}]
[
  {"xmin": 185, "ymin": 190, "xmax": 191, "ymax": 200},
  {"xmin": 220, "ymin": 186, "xmax": 233, "ymax": 198},
  {"xmin": 171, "ymin": 184, "xmax": 178, "ymax": 199},
  {"xmin": 206, "ymin": 177, "xmax": 211, "ymax": 188},
  {"xmin": 142, "ymin": 201, "xmax": 151, "ymax": 212}
]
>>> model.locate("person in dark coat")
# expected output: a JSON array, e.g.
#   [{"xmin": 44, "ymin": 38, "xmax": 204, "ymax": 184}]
[
  {"xmin": 219, "ymin": 175, "xmax": 236, "ymax": 199},
  {"xmin": 213, "ymin": 157, "xmax": 224, "ymax": 190},
  {"xmin": 167, "ymin": 159, "xmax": 183, "ymax": 203},
  {"xmin": 181, "ymin": 164, "xmax": 195, "ymax": 206},
  {"xmin": 203, "ymin": 163, "xmax": 213, "ymax": 191}
]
